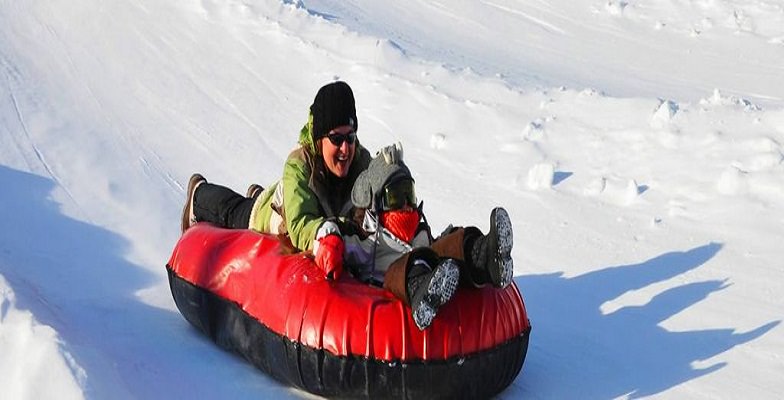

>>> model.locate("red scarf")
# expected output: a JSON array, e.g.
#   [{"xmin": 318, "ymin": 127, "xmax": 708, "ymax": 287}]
[{"xmin": 380, "ymin": 209, "xmax": 420, "ymax": 243}]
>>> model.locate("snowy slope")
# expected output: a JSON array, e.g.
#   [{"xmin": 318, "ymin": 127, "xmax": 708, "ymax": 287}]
[{"xmin": 1, "ymin": 0, "xmax": 782, "ymax": 398}]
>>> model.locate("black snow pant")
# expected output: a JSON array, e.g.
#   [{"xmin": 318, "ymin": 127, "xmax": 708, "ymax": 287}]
[{"xmin": 193, "ymin": 182, "xmax": 255, "ymax": 229}]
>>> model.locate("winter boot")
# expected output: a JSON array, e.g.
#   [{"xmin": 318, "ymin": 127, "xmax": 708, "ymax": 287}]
[
  {"xmin": 246, "ymin": 183, "xmax": 264, "ymax": 199},
  {"xmin": 469, "ymin": 207, "xmax": 514, "ymax": 288},
  {"xmin": 181, "ymin": 173, "xmax": 206, "ymax": 234},
  {"xmin": 407, "ymin": 256, "xmax": 460, "ymax": 330}
]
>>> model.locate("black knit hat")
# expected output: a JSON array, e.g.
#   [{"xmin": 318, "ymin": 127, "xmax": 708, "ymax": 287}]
[{"xmin": 310, "ymin": 81, "xmax": 358, "ymax": 140}]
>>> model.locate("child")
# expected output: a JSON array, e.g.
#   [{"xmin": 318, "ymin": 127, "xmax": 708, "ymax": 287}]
[{"xmin": 340, "ymin": 144, "xmax": 514, "ymax": 330}]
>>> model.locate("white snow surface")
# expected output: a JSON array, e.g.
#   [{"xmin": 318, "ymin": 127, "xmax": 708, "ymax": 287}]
[{"xmin": 1, "ymin": 0, "xmax": 782, "ymax": 398}]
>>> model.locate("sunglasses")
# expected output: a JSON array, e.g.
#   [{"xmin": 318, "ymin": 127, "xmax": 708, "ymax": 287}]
[
  {"xmin": 326, "ymin": 131, "xmax": 357, "ymax": 147},
  {"xmin": 381, "ymin": 179, "xmax": 417, "ymax": 211}
]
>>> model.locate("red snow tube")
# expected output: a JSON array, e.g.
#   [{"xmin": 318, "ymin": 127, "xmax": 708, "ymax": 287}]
[{"xmin": 166, "ymin": 223, "xmax": 531, "ymax": 399}]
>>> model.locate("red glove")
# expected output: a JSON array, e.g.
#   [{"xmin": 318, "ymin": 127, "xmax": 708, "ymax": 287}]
[{"xmin": 314, "ymin": 234, "xmax": 344, "ymax": 280}]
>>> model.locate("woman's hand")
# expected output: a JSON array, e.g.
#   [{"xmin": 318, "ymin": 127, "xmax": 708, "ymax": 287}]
[
  {"xmin": 314, "ymin": 234, "xmax": 344, "ymax": 279},
  {"xmin": 313, "ymin": 221, "xmax": 343, "ymax": 279}
]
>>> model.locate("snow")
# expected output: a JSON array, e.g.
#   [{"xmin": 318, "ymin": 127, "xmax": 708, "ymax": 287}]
[{"xmin": 0, "ymin": 0, "xmax": 782, "ymax": 398}]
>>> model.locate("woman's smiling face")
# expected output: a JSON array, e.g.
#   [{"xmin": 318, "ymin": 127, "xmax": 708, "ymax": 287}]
[{"xmin": 320, "ymin": 125, "xmax": 356, "ymax": 178}]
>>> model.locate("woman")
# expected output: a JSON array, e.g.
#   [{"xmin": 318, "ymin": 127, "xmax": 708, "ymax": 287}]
[{"xmin": 181, "ymin": 81, "xmax": 371, "ymax": 277}]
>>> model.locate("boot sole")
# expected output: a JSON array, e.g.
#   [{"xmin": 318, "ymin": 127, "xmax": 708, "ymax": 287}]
[
  {"xmin": 490, "ymin": 207, "xmax": 514, "ymax": 288},
  {"xmin": 412, "ymin": 259, "xmax": 460, "ymax": 330},
  {"xmin": 181, "ymin": 173, "xmax": 205, "ymax": 234}
]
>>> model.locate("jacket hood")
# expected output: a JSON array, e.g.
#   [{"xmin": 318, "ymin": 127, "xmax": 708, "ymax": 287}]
[{"xmin": 299, "ymin": 113, "xmax": 317, "ymax": 155}]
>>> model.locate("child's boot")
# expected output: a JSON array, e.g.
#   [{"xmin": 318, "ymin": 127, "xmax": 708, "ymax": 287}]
[
  {"xmin": 467, "ymin": 207, "xmax": 514, "ymax": 288},
  {"xmin": 407, "ymin": 255, "xmax": 460, "ymax": 330}
]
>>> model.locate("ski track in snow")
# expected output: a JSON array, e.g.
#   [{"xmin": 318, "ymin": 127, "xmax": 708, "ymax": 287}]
[
  {"xmin": 479, "ymin": 0, "xmax": 568, "ymax": 35},
  {"xmin": 2, "ymin": 61, "xmax": 88, "ymax": 222}
]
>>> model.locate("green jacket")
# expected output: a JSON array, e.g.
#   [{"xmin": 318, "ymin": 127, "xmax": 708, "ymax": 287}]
[{"xmin": 249, "ymin": 117, "xmax": 371, "ymax": 251}]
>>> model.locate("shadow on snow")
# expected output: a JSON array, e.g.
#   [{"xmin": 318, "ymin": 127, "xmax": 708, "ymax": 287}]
[
  {"xmin": 0, "ymin": 165, "xmax": 295, "ymax": 399},
  {"xmin": 512, "ymin": 241, "xmax": 779, "ymax": 399}
]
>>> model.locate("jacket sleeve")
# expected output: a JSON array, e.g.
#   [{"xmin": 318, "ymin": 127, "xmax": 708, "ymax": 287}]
[{"xmin": 281, "ymin": 155, "xmax": 327, "ymax": 251}]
